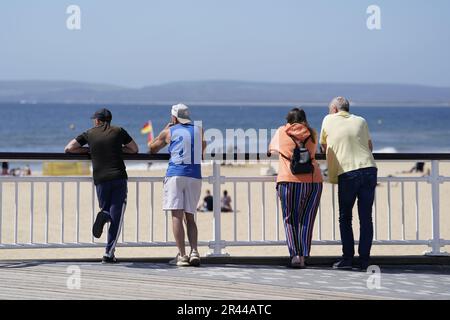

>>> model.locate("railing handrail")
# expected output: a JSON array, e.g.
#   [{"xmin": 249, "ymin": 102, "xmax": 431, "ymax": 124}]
[{"xmin": 1, "ymin": 152, "xmax": 450, "ymax": 161}]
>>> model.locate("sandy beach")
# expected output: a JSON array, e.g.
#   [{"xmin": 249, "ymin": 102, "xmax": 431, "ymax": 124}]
[{"xmin": 0, "ymin": 160, "xmax": 449, "ymax": 260}]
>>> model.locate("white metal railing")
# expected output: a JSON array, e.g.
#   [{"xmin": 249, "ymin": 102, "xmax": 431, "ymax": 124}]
[
  {"xmin": 207, "ymin": 160, "xmax": 450, "ymax": 256},
  {"xmin": 0, "ymin": 155, "xmax": 449, "ymax": 257}
]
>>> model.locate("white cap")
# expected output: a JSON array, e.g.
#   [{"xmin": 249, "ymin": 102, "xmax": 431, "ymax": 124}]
[{"xmin": 171, "ymin": 103, "xmax": 192, "ymax": 124}]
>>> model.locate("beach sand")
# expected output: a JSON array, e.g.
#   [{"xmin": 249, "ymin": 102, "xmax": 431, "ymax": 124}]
[{"xmin": 0, "ymin": 160, "xmax": 449, "ymax": 260}]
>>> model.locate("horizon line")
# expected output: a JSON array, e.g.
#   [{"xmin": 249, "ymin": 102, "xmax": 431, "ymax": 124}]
[
  {"xmin": 1, "ymin": 101, "xmax": 449, "ymax": 107},
  {"xmin": 1, "ymin": 79, "xmax": 450, "ymax": 90}
]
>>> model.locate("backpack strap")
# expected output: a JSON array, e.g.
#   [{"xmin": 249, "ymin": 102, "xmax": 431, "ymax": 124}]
[
  {"xmin": 292, "ymin": 135, "xmax": 317, "ymax": 161},
  {"xmin": 299, "ymin": 135, "xmax": 310, "ymax": 148},
  {"xmin": 288, "ymin": 135, "xmax": 297, "ymax": 147},
  {"xmin": 278, "ymin": 151, "xmax": 291, "ymax": 161},
  {"xmin": 279, "ymin": 134, "xmax": 314, "ymax": 161},
  {"xmin": 288, "ymin": 134, "xmax": 310, "ymax": 147}
]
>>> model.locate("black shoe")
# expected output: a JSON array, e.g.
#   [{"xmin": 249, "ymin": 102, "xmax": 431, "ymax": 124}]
[
  {"xmin": 357, "ymin": 261, "xmax": 370, "ymax": 271},
  {"xmin": 332, "ymin": 259, "xmax": 353, "ymax": 270},
  {"xmin": 92, "ymin": 211, "xmax": 109, "ymax": 238},
  {"xmin": 102, "ymin": 255, "xmax": 118, "ymax": 264}
]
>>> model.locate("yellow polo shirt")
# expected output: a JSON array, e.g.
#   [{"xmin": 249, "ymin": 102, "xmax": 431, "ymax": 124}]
[{"xmin": 320, "ymin": 111, "xmax": 376, "ymax": 184}]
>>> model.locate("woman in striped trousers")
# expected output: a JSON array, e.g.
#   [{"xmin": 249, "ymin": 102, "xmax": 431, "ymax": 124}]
[{"xmin": 269, "ymin": 108, "xmax": 323, "ymax": 268}]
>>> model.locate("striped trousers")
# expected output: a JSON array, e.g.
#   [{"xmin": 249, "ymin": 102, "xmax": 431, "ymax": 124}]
[{"xmin": 277, "ymin": 182, "xmax": 323, "ymax": 257}]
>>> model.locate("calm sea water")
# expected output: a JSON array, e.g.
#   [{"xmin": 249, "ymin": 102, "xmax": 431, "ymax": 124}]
[{"xmin": 0, "ymin": 103, "xmax": 449, "ymax": 154}]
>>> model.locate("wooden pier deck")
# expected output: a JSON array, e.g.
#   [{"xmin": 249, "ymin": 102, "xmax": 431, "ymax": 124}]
[{"xmin": 1, "ymin": 260, "xmax": 449, "ymax": 300}]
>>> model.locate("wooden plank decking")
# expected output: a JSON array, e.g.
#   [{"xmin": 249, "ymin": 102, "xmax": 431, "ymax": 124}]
[
  {"xmin": 0, "ymin": 261, "xmax": 380, "ymax": 300},
  {"xmin": 1, "ymin": 261, "xmax": 449, "ymax": 300}
]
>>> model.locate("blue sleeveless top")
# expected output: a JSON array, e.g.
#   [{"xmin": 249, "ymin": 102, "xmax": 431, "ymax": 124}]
[{"xmin": 166, "ymin": 123, "xmax": 202, "ymax": 179}]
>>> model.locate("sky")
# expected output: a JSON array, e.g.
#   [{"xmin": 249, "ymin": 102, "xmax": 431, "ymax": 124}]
[{"xmin": 1, "ymin": 0, "xmax": 450, "ymax": 88}]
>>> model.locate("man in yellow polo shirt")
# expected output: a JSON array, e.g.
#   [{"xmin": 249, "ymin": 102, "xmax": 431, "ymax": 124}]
[{"xmin": 320, "ymin": 97, "xmax": 377, "ymax": 271}]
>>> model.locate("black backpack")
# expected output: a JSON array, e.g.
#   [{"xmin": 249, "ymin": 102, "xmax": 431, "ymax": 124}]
[{"xmin": 280, "ymin": 135, "xmax": 315, "ymax": 175}]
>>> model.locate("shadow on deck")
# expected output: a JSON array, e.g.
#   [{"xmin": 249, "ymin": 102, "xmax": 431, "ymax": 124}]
[{"xmin": 0, "ymin": 256, "xmax": 449, "ymax": 300}]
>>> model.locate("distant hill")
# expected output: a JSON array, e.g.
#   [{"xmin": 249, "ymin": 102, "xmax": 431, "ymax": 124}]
[{"xmin": 0, "ymin": 80, "xmax": 449, "ymax": 105}]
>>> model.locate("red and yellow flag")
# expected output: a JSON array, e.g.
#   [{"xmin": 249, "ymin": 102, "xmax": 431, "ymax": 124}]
[
  {"xmin": 141, "ymin": 121, "xmax": 153, "ymax": 135},
  {"xmin": 141, "ymin": 120, "xmax": 154, "ymax": 146}
]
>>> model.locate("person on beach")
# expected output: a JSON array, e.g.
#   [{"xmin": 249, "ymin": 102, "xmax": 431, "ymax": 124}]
[
  {"xmin": 1, "ymin": 162, "xmax": 8, "ymax": 175},
  {"xmin": 407, "ymin": 162, "xmax": 425, "ymax": 173},
  {"xmin": 403, "ymin": 162, "xmax": 430, "ymax": 175},
  {"xmin": 23, "ymin": 164, "xmax": 31, "ymax": 176},
  {"xmin": 64, "ymin": 108, "xmax": 138, "ymax": 263},
  {"xmin": 320, "ymin": 97, "xmax": 377, "ymax": 271},
  {"xmin": 221, "ymin": 190, "xmax": 232, "ymax": 212},
  {"xmin": 269, "ymin": 108, "xmax": 323, "ymax": 268},
  {"xmin": 149, "ymin": 104, "xmax": 205, "ymax": 267},
  {"xmin": 197, "ymin": 190, "xmax": 213, "ymax": 212}
]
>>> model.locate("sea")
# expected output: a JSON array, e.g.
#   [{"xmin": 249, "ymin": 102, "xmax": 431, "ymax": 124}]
[{"xmin": 0, "ymin": 103, "xmax": 449, "ymax": 171}]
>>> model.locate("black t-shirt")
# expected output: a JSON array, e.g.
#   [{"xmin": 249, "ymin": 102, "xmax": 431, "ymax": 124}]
[
  {"xmin": 204, "ymin": 195, "xmax": 213, "ymax": 211},
  {"xmin": 76, "ymin": 124, "xmax": 133, "ymax": 185}
]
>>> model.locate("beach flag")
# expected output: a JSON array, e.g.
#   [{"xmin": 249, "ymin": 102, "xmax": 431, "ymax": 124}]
[{"xmin": 141, "ymin": 120, "xmax": 154, "ymax": 146}]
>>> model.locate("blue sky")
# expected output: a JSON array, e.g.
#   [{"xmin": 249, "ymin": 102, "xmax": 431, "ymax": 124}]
[{"xmin": 1, "ymin": 0, "xmax": 449, "ymax": 87}]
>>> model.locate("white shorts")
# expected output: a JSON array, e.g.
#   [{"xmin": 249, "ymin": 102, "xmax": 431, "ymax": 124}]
[{"xmin": 163, "ymin": 176, "xmax": 202, "ymax": 215}]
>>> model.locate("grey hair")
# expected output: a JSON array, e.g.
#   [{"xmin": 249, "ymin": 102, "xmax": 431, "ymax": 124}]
[{"xmin": 329, "ymin": 96, "xmax": 350, "ymax": 112}]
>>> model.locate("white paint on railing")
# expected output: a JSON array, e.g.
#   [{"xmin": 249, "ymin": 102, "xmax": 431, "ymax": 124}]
[
  {"xmin": 233, "ymin": 181, "xmax": 237, "ymax": 242},
  {"xmin": 136, "ymin": 181, "xmax": 139, "ymax": 242},
  {"xmin": 164, "ymin": 207, "xmax": 168, "ymax": 242},
  {"xmin": 46, "ymin": 182, "xmax": 49, "ymax": 244},
  {"xmin": 401, "ymin": 182, "xmax": 405, "ymax": 241},
  {"xmin": 30, "ymin": 182, "xmax": 34, "ymax": 244},
  {"xmin": 61, "ymin": 182, "xmax": 65, "ymax": 244},
  {"xmin": 415, "ymin": 181, "xmax": 420, "ymax": 241},
  {"xmin": 275, "ymin": 187, "xmax": 280, "ymax": 242},
  {"xmin": 91, "ymin": 183, "xmax": 95, "ymax": 243},
  {"xmin": 331, "ymin": 184, "xmax": 336, "ymax": 241},
  {"xmin": 76, "ymin": 181, "xmax": 80, "ymax": 243},
  {"xmin": 426, "ymin": 160, "xmax": 446, "ymax": 256},
  {"xmin": 318, "ymin": 200, "xmax": 322, "ymax": 241},
  {"xmin": 247, "ymin": 182, "xmax": 251, "ymax": 242},
  {"xmin": 261, "ymin": 182, "xmax": 266, "ymax": 241},
  {"xmin": 122, "ymin": 192, "xmax": 126, "ymax": 243},
  {"xmin": 0, "ymin": 182, "xmax": 2, "ymax": 244},
  {"xmin": 374, "ymin": 189, "xmax": 378, "ymax": 240},
  {"xmin": 387, "ymin": 181, "xmax": 392, "ymax": 241},
  {"xmin": 210, "ymin": 161, "xmax": 226, "ymax": 256},
  {"xmin": 150, "ymin": 182, "xmax": 154, "ymax": 242},
  {"xmin": 14, "ymin": 182, "xmax": 18, "ymax": 244}
]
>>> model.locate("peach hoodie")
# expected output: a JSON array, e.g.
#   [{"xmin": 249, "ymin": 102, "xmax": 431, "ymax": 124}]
[{"xmin": 269, "ymin": 123, "xmax": 323, "ymax": 183}]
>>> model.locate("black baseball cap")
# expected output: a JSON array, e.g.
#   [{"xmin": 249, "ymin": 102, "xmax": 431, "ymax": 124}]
[{"xmin": 91, "ymin": 108, "xmax": 112, "ymax": 121}]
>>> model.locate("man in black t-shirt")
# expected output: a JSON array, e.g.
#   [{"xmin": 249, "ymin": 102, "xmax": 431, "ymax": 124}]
[{"xmin": 65, "ymin": 108, "xmax": 138, "ymax": 263}]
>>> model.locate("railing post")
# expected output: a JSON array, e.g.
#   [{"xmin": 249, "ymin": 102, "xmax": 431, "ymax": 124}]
[
  {"xmin": 0, "ymin": 181, "xmax": 2, "ymax": 244},
  {"xmin": 207, "ymin": 160, "xmax": 228, "ymax": 256},
  {"xmin": 425, "ymin": 160, "xmax": 448, "ymax": 256}
]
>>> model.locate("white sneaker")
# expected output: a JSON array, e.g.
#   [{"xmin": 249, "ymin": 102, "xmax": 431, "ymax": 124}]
[
  {"xmin": 189, "ymin": 250, "xmax": 201, "ymax": 267},
  {"xmin": 169, "ymin": 253, "xmax": 190, "ymax": 267},
  {"xmin": 290, "ymin": 256, "xmax": 305, "ymax": 269}
]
